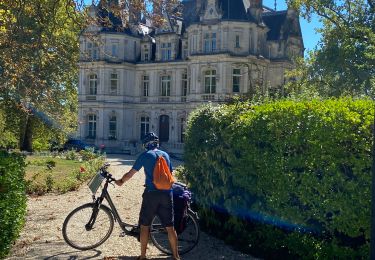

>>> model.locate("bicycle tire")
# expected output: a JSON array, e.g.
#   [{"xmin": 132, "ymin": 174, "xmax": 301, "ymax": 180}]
[
  {"xmin": 150, "ymin": 211, "xmax": 200, "ymax": 255},
  {"xmin": 62, "ymin": 203, "xmax": 114, "ymax": 250}
]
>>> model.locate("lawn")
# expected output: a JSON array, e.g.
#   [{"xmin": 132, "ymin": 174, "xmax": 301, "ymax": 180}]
[{"xmin": 25, "ymin": 154, "xmax": 104, "ymax": 194}]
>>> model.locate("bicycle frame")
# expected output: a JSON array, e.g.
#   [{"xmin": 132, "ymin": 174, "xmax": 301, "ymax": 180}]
[{"xmin": 92, "ymin": 178, "xmax": 138, "ymax": 236}]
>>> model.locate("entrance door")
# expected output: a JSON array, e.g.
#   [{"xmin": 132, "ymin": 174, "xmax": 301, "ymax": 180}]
[{"xmin": 159, "ymin": 115, "xmax": 169, "ymax": 142}]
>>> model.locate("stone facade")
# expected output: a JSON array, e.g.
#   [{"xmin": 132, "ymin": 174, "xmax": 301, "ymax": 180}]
[{"xmin": 78, "ymin": 0, "xmax": 304, "ymax": 154}]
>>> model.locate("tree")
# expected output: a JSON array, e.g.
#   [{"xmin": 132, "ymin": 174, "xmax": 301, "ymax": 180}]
[
  {"xmin": 0, "ymin": 0, "xmax": 83, "ymax": 151},
  {"xmin": 286, "ymin": 0, "xmax": 375, "ymax": 97},
  {"xmin": 286, "ymin": 1, "xmax": 375, "ymax": 258}
]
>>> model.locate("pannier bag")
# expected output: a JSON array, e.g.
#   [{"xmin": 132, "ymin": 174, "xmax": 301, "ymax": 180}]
[{"xmin": 172, "ymin": 182, "xmax": 192, "ymax": 234}]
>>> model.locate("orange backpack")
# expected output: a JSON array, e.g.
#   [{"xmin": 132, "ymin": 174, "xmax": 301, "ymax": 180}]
[{"xmin": 153, "ymin": 153, "xmax": 175, "ymax": 190}]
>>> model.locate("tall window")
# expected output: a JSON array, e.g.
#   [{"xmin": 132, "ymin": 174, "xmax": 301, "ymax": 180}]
[
  {"xmin": 232, "ymin": 68, "xmax": 241, "ymax": 93},
  {"xmin": 181, "ymin": 73, "xmax": 188, "ymax": 97},
  {"xmin": 182, "ymin": 42, "xmax": 188, "ymax": 59},
  {"xmin": 110, "ymin": 73, "xmax": 117, "ymax": 94},
  {"xmin": 89, "ymin": 74, "xmax": 98, "ymax": 95},
  {"xmin": 235, "ymin": 35, "xmax": 240, "ymax": 48},
  {"xmin": 161, "ymin": 42, "xmax": 172, "ymax": 60},
  {"xmin": 142, "ymin": 75, "xmax": 149, "ymax": 96},
  {"xmin": 109, "ymin": 115, "xmax": 117, "ymax": 140},
  {"xmin": 179, "ymin": 117, "xmax": 186, "ymax": 143},
  {"xmin": 211, "ymin": 33, "xmax": 216, "ymax": 51},
  {"xmin": 204, "ymin": 70, "xmax": 216, "ymax": 94},
  {"xmin": 204, "ymin": 32, "xmax": 216, "ymax": 53},
  {"xmin": 88, "ymin": 114, "xmax": 96, "ymax": 139},
  {"xmin": 161, "ymin": 75, "xmax": 171, "ymax": 96},
  {"xmin": 204, "ymin": 33, "xmax": 210, "ymax": 52},
  {"xmin": 140, "ymin": 116, "xmax": 150, "ymax": 140}
]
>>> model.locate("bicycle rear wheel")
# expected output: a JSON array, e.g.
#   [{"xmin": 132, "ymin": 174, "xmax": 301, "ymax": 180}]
[
  {"xmin": 62, "ymin": 203, "xmax": 114, "ymax": 250},
  {"xmin": 150, "ymin": 212, "xmax": 200, "ymax": 255}
]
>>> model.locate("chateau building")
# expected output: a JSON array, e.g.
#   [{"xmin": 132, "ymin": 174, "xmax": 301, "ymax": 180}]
[{"xmin": 78, "ymin": 0, "xmax": 304, "ymax": 154}]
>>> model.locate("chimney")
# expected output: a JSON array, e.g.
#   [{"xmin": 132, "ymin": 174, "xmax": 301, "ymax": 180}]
[{"xmin": 249, "ymin": 0, "xmax": 263, "ymax": 22}]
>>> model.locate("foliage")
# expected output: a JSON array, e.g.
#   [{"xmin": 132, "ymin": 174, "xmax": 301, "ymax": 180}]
[
  {"xmin": 25, "ymin": 154, "xmax": 104, "ymax": 195},
  {"xmin": 286, "ymin": 0, "xmax": 375, "ymax": 97},
  {"xmin": 184, "ymin": 99, "xmax": 374, "ymax": 258},
  {"xmin": 0, "ymin": 0, "xmax": 82, "ymax": 151},
  {"xmin": 173, "ymin": 165, "xmax": 188, "ymax": 184},
  {"xmin": 0, "ymin": 108, "xmax": 18, "ymax": 149},
  {"xmin": 65, "ymin": 149, "xmax": 79, "ymax": 160},
  {"xmin": 79, "ymin": 147, "xmax": 99, "ymax": 161},
  {"xmin": 0, "ymin": 151, "xmax": 27, "ymax": 258}
]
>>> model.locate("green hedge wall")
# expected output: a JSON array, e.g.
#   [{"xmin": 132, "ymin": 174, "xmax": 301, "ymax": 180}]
[
  {"xmin": 0, "ymin": 151, "xmax": 27, "ymax": 258},
  {"xmin": 184, "ymin": 98, "xmax": 373, "ymax": 258}
]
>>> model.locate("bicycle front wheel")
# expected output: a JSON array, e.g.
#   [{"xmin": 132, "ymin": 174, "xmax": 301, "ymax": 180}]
[
  {"xmin": 150, "ymin": 212, "xmax": 200, "ymax": 255},
  {"xmin": 62, "ymin": 203, "xmax": 114, "ymax": 250}
]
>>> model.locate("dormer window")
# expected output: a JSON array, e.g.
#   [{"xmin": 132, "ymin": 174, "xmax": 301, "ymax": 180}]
[
  {"xmin": 161, "ymin": 42, "xmax": 172, "ymax": 61},
  {"xmin": 235, "ymin": 35, "xmax": 240, "ymax": 48},
  {"xmin": 204, "ymin": 33, "xmax": 216, "ymax": 53},
  {"xmin": 143, "ymin": 44, "xmax": 149, "ymax": 61},
  {"xmin": 87, "ymin": 42, "xmax": 99, "ymax": 60}
]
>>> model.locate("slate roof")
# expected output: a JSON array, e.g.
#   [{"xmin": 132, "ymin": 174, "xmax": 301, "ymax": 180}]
[
  {"xmin": 94, "ymin": 0, "xmax": 300, "ymax": 41},
  {"xmin": 262, "ymin": 11, "xmax": 288, "ymax": 40},
  {"xmin": 218, "ymin": 0, "xmax": 249, "ymax": 21}
]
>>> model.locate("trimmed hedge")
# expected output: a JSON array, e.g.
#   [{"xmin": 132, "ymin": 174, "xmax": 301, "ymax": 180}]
[
  {"xmin": 184, "ymin": 98, "xmax": 373, "ymax": 258},
  {"xmin": 0, "ymin": 151, "xmax": 27, "ymax": 258}
]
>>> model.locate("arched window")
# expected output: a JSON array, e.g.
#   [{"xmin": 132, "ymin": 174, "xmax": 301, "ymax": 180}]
[
  {"xmin": 87, "ymin": 114, "xmax": 97, "ymax": 139},
  {"xmin": 204, "ymin": 70, "xmax": 216, "ymax": 94},
  {"xmin": 89, "ymin": 74, "xmax": 98, "ymax": 95},
  {"xmin": 109, "ymin": 115, "xmax": 117, "ymax": 140},
  {"xmin": 140, "ymin": 116, "xmax": 150, "ymax": 140}
]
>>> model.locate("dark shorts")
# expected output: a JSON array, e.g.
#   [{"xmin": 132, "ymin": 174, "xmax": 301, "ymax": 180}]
[{"xmin": 139, "ymin": 190, "xmax": 174, "ymax": 227}]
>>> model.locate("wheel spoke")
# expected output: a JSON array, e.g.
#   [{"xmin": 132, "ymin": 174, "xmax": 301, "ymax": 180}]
[{"xmin": 62, "ymin": 204, "xmax": 114, "ymax": 250}]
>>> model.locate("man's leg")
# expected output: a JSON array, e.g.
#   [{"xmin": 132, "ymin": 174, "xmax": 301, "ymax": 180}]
[
  {"xmin": 140, "ymin": 225, "xmax": 150, "ymax": 259},
  {"xmin": 166, "ymin": 226, "xmax": 180, "ymax": 260}
]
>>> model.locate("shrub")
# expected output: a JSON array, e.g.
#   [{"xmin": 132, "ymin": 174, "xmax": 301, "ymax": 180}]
[
  {"xmin": 0, "ymin": 151, "xmax": 27, "ymax": 258},
  {"xmin": 79, "ymin": 148, "xmax": 99, "ymax": 161},
  {"xmin": 184, "ymin": 98, "xmax": 373, "ymax": 259},
  {"xmin": 65, "ymin": 150, "xmax": 78, "ymax": 160}
]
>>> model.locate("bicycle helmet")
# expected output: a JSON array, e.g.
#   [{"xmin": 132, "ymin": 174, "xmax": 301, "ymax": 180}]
[{"xmin": 142, "ymin": 132, "xmax": 159, "ymax": 150}]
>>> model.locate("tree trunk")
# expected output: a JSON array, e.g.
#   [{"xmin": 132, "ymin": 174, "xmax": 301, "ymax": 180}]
[{"xmin": 19, "ymin": 114, "xmax": 33, "ymax": 152}]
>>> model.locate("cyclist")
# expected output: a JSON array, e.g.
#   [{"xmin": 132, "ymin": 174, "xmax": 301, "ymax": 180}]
[{"xmin": 115, "ymin": 132, "xmax": 180, "ymax": 260}]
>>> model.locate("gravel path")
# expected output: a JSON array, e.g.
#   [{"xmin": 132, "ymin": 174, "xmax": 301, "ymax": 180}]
[{"xmin": 7, "ymin": 154, "xmax": 254, "ymax": 260}]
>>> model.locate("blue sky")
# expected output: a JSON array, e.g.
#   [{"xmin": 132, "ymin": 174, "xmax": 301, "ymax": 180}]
[{"xmin": 263, "ymin": 0, "xmax": 322, "ymax": 53}]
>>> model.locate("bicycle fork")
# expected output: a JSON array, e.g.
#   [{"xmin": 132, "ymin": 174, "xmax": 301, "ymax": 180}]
[{"xmin": 85, "ymin": 199, "xmax": 103, "ymax": 230}]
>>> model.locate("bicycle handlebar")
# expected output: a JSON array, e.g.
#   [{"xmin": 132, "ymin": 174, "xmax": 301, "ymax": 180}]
[{"xmin": 99, "ymin": 162, "xmax": 116, "ymax": 183}]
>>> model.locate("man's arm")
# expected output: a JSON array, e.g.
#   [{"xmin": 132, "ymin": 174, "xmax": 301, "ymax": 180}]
[{"xmin": 115, "ymin": 168, "xmax": 138, "ymax": 186}]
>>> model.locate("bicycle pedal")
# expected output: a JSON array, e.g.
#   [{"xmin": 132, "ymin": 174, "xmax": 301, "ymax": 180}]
[{"xmin": 119, "ymin": 231, "xmax": 126, "ymax": 237}]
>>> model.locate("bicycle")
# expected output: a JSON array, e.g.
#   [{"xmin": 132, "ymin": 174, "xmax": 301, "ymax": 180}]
[{"xmin": 62, "ymin": 162, "xmax": 200, "ymax": 255}]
